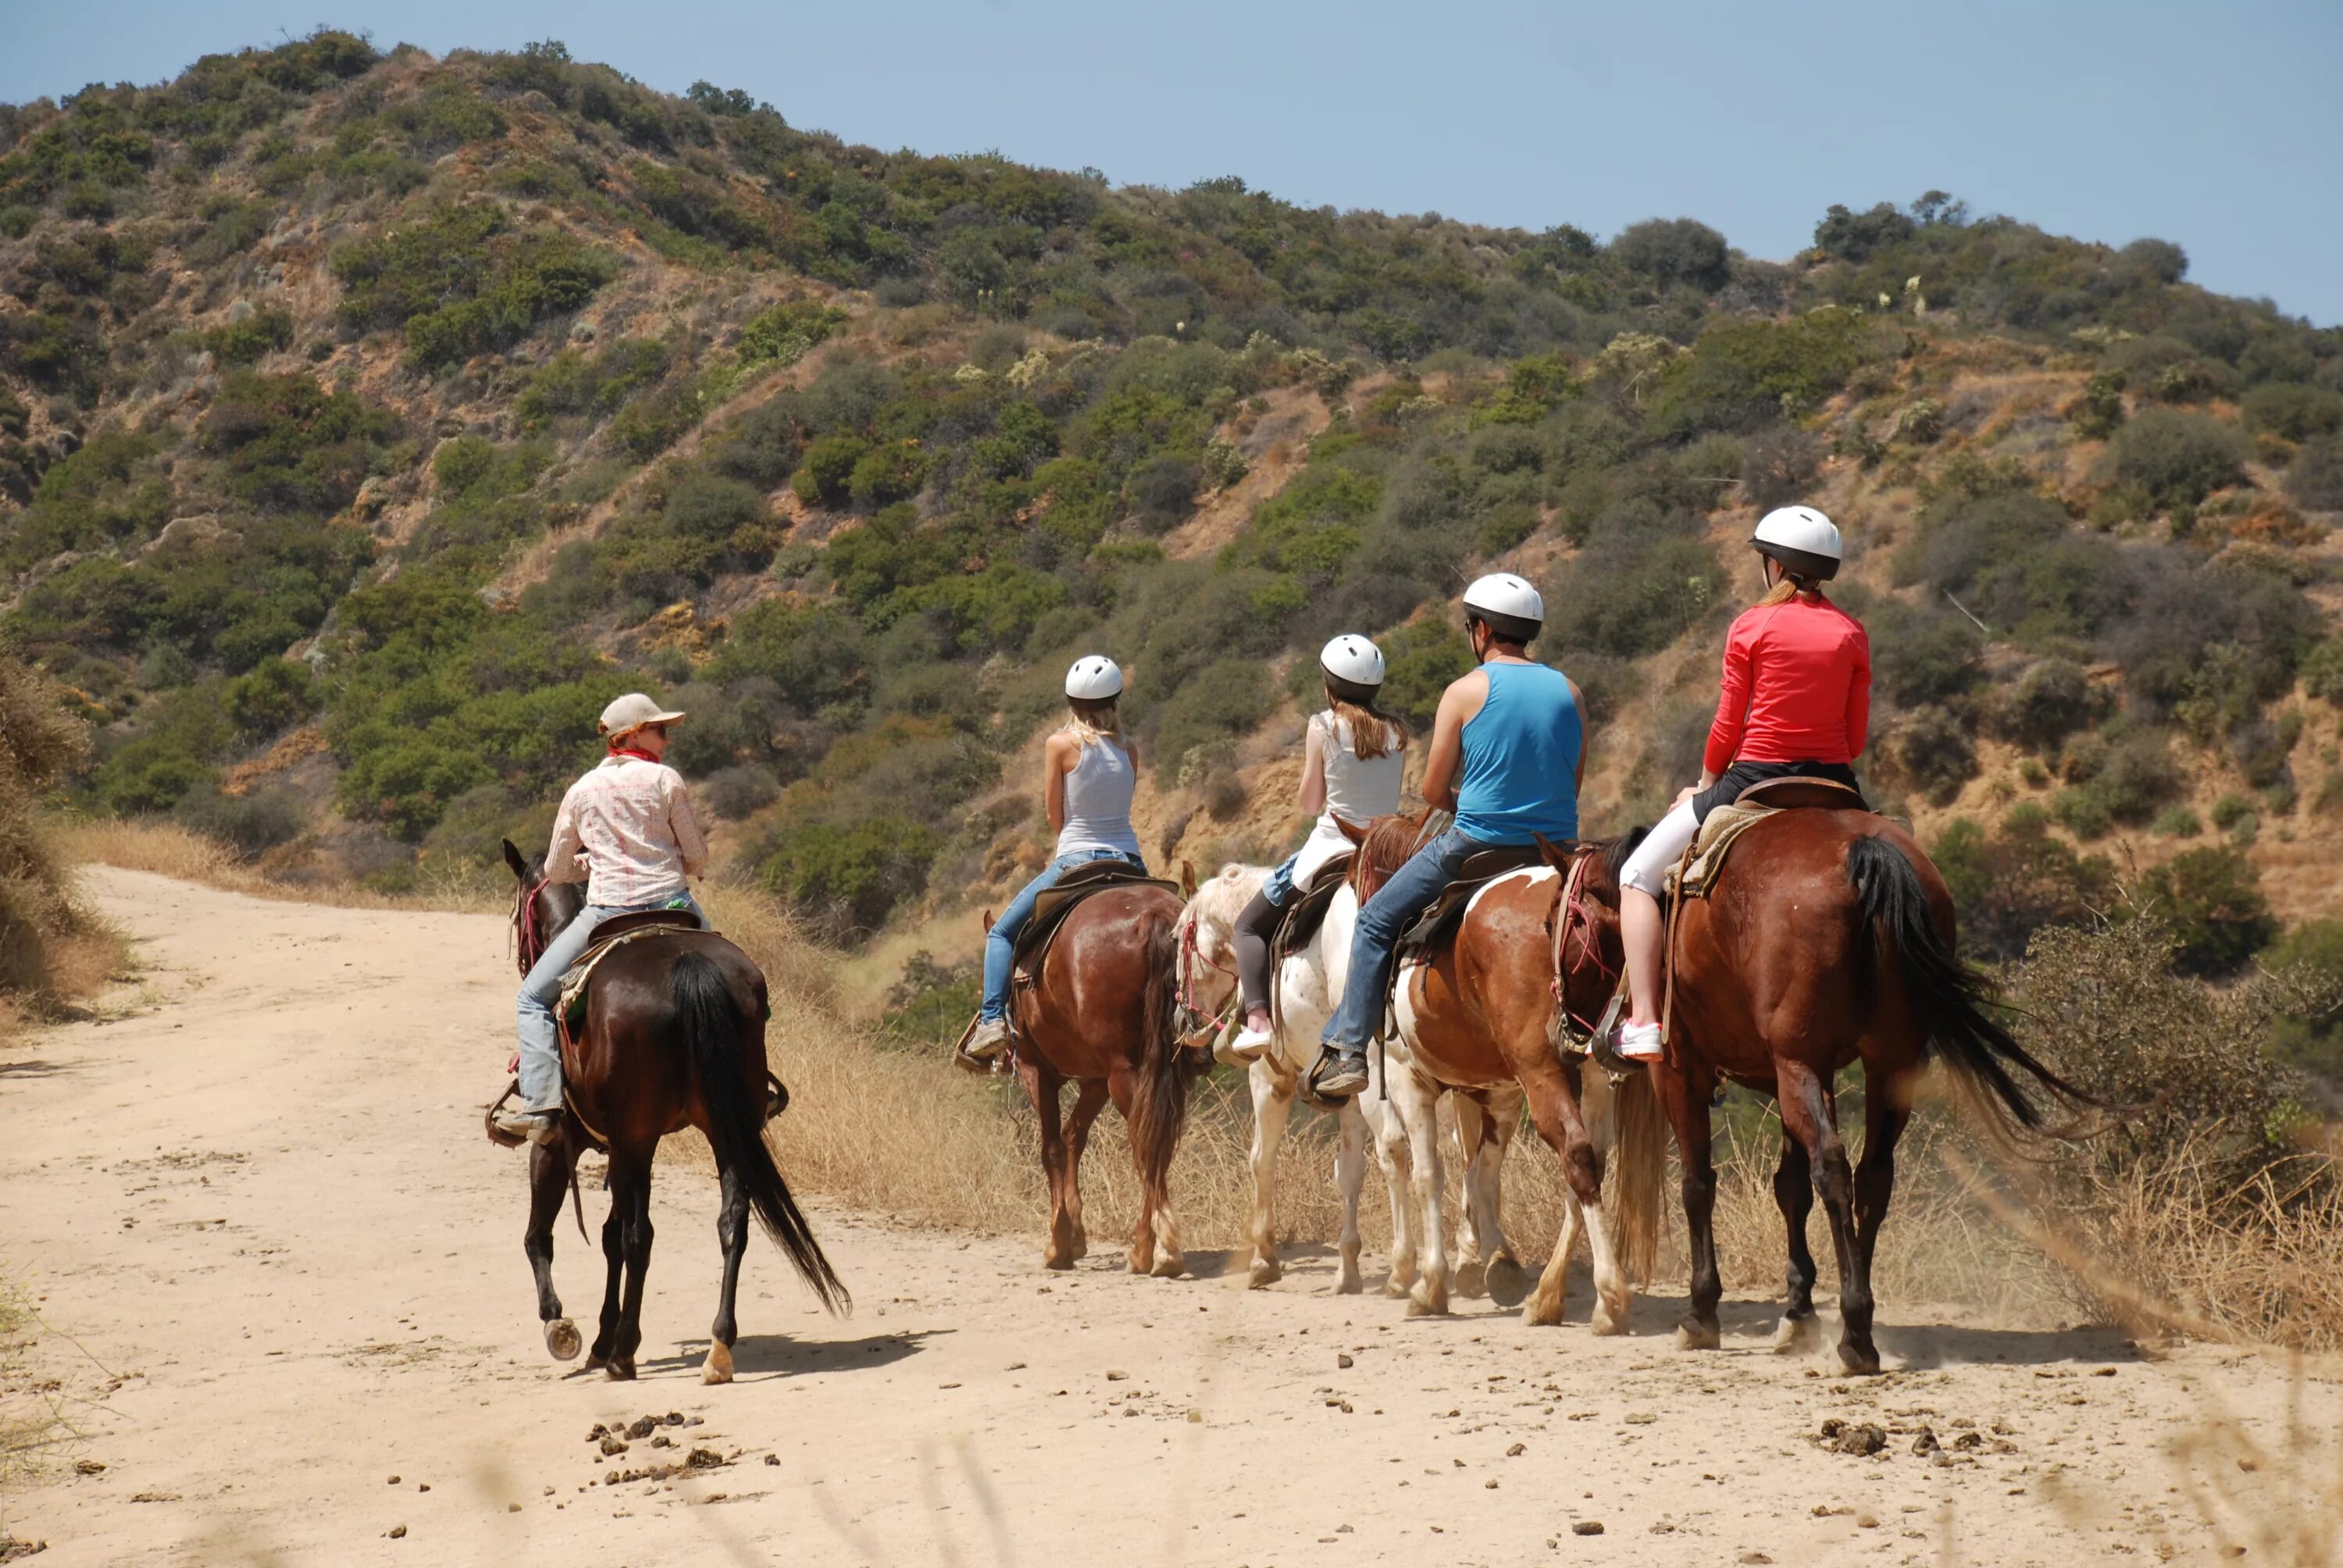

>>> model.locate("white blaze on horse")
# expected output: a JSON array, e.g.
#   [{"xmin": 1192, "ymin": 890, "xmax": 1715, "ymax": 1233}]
[{"xmin": 1177, "ymin": 861, "xmax": 1513, "ymax": 1299}]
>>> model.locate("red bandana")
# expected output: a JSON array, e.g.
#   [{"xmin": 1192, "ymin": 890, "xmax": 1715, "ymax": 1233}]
[{"xmin": 609, "ymin": 745, "xmax": 662, "ymax": 764}]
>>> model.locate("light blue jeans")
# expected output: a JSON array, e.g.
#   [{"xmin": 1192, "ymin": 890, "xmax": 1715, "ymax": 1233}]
[
  {"xmin": 515, "ymin": 889, "xmax": 705, "ymax": 1112},
  {"xmin": 979, "ymin": 850, "xmax": 1147, "ymax": 1022},
  {"xmin": 1321, "ymin": 827, "xmax": 1489, "ymax": 1053}
]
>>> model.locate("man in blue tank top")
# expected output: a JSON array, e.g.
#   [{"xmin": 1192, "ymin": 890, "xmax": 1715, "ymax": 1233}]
[{"xmin": 1310, "ymin": 574, "xmax": 1586, "ymax": 1098}]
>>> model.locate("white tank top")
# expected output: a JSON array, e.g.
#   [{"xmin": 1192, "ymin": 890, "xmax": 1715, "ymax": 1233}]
[
  {"xmin": 1292, "ymin": 710, "xmax": 1405, "ymax": 886},
  {"xmin": 1055, "ymin": 734, "xmax": 1143, "ymax": 859}
]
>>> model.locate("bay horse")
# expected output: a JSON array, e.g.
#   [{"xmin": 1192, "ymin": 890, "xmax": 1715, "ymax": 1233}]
[
  {"xmin": 501, "ymin": 841, "xmax": 846, "ymax": 1381},
  {"xmin": 1624, "ymin": 805, "xmax": 2092, "ymax": 1374},
  {"xmin": 1179, "ymin": 864, "xmax": 1510, "ymax": 1300},
  {"xmin": 992, "ymin": 882, "xmax": 1199, "ymax": 1275},
  {"xmin": 1349, "ymin": 814, "xmax": 1667, "ymax": 1325}
]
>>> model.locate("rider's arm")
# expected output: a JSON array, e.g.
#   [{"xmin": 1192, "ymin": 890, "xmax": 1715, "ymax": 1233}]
[
  {"xmin": 1844, "ymin": 625, "xmax": 1874, "ymax": 759},
  {"xmin": 1568, "ymin": 679, "xmax": 1589, "ymax": 791},
  {"xmin": 1043, "ymin": 732, "xmax": 1075, "ymax": 835},
  {"xmin": 544, "ymin": 785, "xmax": 587, "ymax": 883},
  {"xmin": 1296, "ymin": 715, "xmax": 1328, "ymax": 817},
  {"xmin": 1700, "ymin": 615, "xmax": 1756, "ymax": 786},
  {"xmin": 667, "ymin": 772, "xmax": 709, "ymax": 880},
  {"xmin": 1418, "ymin": 673, "xmax": 1482, "ymax": 813}
]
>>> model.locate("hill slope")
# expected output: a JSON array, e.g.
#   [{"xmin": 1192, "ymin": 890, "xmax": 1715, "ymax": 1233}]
[{"xmin": 4, "ymin": 30, "xmax": 2343, "ymax": 984}]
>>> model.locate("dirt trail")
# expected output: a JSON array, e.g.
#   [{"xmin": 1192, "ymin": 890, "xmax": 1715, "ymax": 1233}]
[{"xmin": 2, "ymin": 870, "xmax": 2335, "ymax": 1565}]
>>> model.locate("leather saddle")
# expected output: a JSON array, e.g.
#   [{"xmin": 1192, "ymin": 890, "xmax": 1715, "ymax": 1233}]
[
  {"xmin": 1011, "ymin": 861, "xmax": 1180, "ymax": 987},
  {"xmin": 557, "ymin": 908, "xmax": 707, "ymax": 1033},
  {"xmin": 1393, "ymin": 843, "xmax": 1552, "ymax": 961},
  {"xmin": 1272, "ymin": 851, "xmax": 1357, "ymax": 960},
  {"xmin": 1671, "ymin": 777, "xmax": 1871, "ymax": 901}
]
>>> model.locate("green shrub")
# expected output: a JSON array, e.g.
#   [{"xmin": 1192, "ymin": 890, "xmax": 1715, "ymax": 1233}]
[
  {"xmin": 1813, "ymin": 201, "xmax": 1915, "ymax": 262},
  {"xmin": 332, "ymin": 203, "xmax": 618, "ymax": 371},
  {"xmin": 1148, "ymin": 657, "xmax": 1271, "ymax": 783},
  {"xmin": 1654, "ymin": 309, "xmax": 1878, "ymax": 433},
  {"xmin": 1867, "ymin": 600, "xmax": 1981, "ymax": 706},
  {"xmin": 173, "ymin": 784, "xmax": 304, "ymax": 858},
  {"xmin": 1552, "ymin": 535, "xmax": 1724, "ymax": 659},
  {"xmin": 223, "ymin": 658, "xmax": 317, "ymax": 741},
  {"xmin": 1931, "ymin": 810, "xmax": 2116, "ymax": 962},
  {"xmin": 1988, "ymin": 658, "xmax": 2101, "ymax": 752},
  {"xmin": 2069, "ymin": 370, "xmax": 2126, "ymax": 439},
  {"xmin": 202, "ymin": 306, "xmax": 294, "ymax": 365},
  {"xmin": 738, "ymin": 299, "xmax": 847, "ymax": 368},
  {"xmin": 2241, "ymin": 383, "xmax": 2343, "ymax": 443},
  {"xmin": 2102, "ymin": 408, "xmax": 2250, "ymax": 507},
  {"xmin": 1610, "ymin": 218, "xmax": 1729, "ymax": 292},
  {"xmin": 793, "ymin": 433, "xmax": 868, "ymax": 508},
  {"xmin": 1739, "ymin": 426, "xmax": 1825, "ymax": 510},
  {"xmin": 708, "ymin": 600, "xmax": 868, "ymax": 716},
  {"xmin": 2152, "ymin": 804, "xmax": 2202, "ymax": 837},
  {"xmin": 1885, "ymin": 704, "xmax": 1977, "ymax": 805},
  {"xmin": 2134, "ymin": 846, "xmax": 2276, "ymax": 976},
  {"xmin": 1375, "ymin": 621, "xmax": 1473, "ymax": 731},
  {"xmin": 752, "ymin": 814, "xmax": 940, "ymax": 935},
  {"xmin": 848, "ymin": 442, "xmax": 928, "ymax": 510},
  {"xmin": 2285, "ymin": 436, "xmax": 2343, "ymax": 512}
]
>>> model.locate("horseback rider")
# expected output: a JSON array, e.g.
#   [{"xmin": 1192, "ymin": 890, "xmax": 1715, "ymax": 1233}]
[
  {"xmin": 1309, "ymin": 576, "xmax": 1585, "ymax": 1098},
  {"xmin": 963, "ymin": 657, "xmax": 1150, "ymax": 1066},
  {"xmin": 1224, "ymin": 634, "xmax": 1409, "ymax": 1064},
  {"xmin": 493, "ymin": 693, "xmax": 709, "ymax": 1145},
  {"xmin": 1611, "ymin": 505, "xmax": 1871, "ymax": 1062}
]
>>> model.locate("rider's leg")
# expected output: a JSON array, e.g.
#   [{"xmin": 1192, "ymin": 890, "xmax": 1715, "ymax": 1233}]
[
  {"xmin": 970, "ymin": 857, "xmax": 1072, "ymax": 1057},
  {"xmin": 1315, "ymin": 831, "xmax": 1476, "ymax": 1092},
  {"xmin": 1230, "ymin": 879, "xmax": 1286, "ymax": 1049},
  {"xmin": 1614, "ymin": 803, "xmax": 1697, "ymax": 1057},
  {"xmin": 510, "ymin": 902, "xmax": 615, "ymax": 1126}
]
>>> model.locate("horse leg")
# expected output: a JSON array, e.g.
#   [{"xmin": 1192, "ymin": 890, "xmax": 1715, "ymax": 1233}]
[
  {"xmin": 1777, "ymin": 1060, "xmax": 1870, "ymax": 1374},
  {"xmin": 1657, "ymin": 1061, "xmax": 1724, "ymax": 1350},
  {"xmin": 1476, "ymin": 1086, "xmax": 1528, "ymax": 1306},
  {"xmin": 1845, "ymin": 1064, "xmax": 1917, "ymax": 1375},
  {"xmin": 1370, "ymin": 1082, "xmax": 1419, "ymax": 1298},
  {"xmin": 1771, "ymin": 1125, "xmax": 1824, "ymax": 1355},
  {"xmin": 1332, "ymin": 1096, "xmax": 1369, "ymax": 1295},
  {"xmin": 1104, "ymin": 1068, "xmax": 1156, "ymax": 1276},
  {"xmin": 703, "ymin": 1161, "xmax": 749, "ymax": 1384},
  {"xmin": 526, "ymin": 1139, "xmax": 581, "ymax": 1361},
  {"xmin": 1246, "ymin": 1057, "xmax": 1296, "ymax": 1288},
  {"xmin": 1520, "ymin": 1061, "xmax": 1628, "ymax": 1331},
  {"xmin": 604, "ymin": 1155, "xmax": 655, "ymax": 1381},
  {"xmin": 586, "ymin": 1176, "xmax": 626, "ymax": 1371},
  {"xmin": 1450, "ymin": 1096, "xmax": 1489, "ymax": 1298},
  {"xmin": 1021, "ymin": 1057, "xmax": 1078, "ymax": 1270},
  {"xmin": 1388, "ymin": 1068, "xmax": 1450, "ymax": 1317},
  {"xmin": 1062, "ymin": 1078, "xmax": 1109, "ymax": 1263}
]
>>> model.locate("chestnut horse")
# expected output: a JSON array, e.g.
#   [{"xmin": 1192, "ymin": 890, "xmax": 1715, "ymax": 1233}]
[
  {"xmin": 1628, "ymin": 808, "xmax": 2091, "ymax": 1374},
  {"xmin": 501, "ymin": 843, "xmax": 845, "ymax": 1381},
  {"xmin": 1350, "ymin": 814, "xmax": 1666, "ymax": 1325},
  {"xmin": 994, "ymin": 883, "xmax": 1200, "ymax": 1275}
]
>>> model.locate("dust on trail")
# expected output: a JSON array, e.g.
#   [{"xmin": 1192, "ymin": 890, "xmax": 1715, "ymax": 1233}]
[{"xmin": 0, "ymin": 868, "xmax": 2333, "ymax": 1565}]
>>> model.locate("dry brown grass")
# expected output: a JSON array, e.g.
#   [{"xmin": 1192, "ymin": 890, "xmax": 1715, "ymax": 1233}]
[{"xmin": 57, "ymin": 818, "xmax": 501, "ymax": 914}]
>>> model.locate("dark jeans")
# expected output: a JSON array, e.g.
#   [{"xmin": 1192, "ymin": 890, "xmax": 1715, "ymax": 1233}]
[{"xmin": 1321, "ymin": 827, "xmax": 1488, "ymax": 1053}]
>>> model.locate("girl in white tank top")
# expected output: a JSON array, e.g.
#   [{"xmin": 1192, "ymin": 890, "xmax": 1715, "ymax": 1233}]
[{"xmin": 1225, "ymin": 636, "xmax": 1410, "ymax": 1060}]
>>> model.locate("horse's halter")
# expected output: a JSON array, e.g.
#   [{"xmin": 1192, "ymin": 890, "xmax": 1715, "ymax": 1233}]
[
  {"xmin": 513, "ymin": 877, "xmax": 552, "ymax": 976},
  {"xmin": 1548, "ymin": 848, "xmax": 1621, "ymax": 1046},
  {"xmin": 1175, "ymin": 907, "xmax": 1239, "ymax": 1037}
]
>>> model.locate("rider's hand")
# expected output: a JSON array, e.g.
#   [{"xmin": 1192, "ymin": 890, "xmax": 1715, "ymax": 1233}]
[
  {"xmin": 507, "ymin": 1051, "xmax": 520, "ymax": 1074},
  {"xmin": 1671, "ymin": 785, "xmax": 1699, "ymax": 810}
]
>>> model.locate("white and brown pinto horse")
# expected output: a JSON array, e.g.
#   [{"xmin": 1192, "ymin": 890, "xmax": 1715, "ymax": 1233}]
[{"xmin": 1349, "ymin": 814, "xmax": 1666, "ymax": 1324}]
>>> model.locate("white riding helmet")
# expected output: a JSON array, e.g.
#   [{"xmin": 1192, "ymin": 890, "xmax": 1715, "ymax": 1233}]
[
  {"xmin": 1462, "ymin": 572, "xmax": 1545, "ymax": 635},
  {"xmin": 1318, "ymin": 634, "xmax": 1385, "ymax": 689},
  {"xmin": 1751, "ymin": 505, "xmax": 1842, "ymax": 582},
  {"xmin": 1065, "ymin": 655, "xmax": 1125, "ymax": 700},
  {"xmin": 598, "ymin": 692, "xmax": 686, "ymax": 737}
]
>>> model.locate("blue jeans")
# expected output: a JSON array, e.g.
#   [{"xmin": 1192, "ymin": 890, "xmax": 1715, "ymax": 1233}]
[
  {"xmin": 515, "ymin": 889, "xmax": 706, "ymax": 1112},
  {"xmin": 1321, "ymin": 827, "xmax": 1488, "ymax": 1053},
  {"xmin": 980, "ymin": 850, "xmax": 1147, "ymax": 1022},
  {"xmin": 1261, "ymin": 853, "xmax": 1299, "ymax": 908}
]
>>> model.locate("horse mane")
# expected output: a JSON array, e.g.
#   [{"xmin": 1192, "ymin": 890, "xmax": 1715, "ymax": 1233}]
[
  {"xmin": 1348, "ymin": 810, "xmax": 1429, "ymax": 900},
  {"xmin": 1596, "ymin": 827, "xmax": 1649, "ymax": 889}
]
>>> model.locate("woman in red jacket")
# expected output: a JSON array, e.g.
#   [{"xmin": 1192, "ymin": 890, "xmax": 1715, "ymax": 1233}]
[{"xmin": 1612, "ymin": 506, "xmax": 1871, "ymax": 1061}]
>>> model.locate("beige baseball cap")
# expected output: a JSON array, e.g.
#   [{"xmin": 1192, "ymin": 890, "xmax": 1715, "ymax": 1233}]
[{"xmin": 597, "ymin": 692, "xmax": 686, "ymax": 737}]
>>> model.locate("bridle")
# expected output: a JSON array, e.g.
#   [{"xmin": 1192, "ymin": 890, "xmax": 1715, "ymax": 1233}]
[
  {"xmin": 1548, "ymin": 847, "xmax": 1620, "ymax": 1047},
  {"xmin": 1175, "ymin": 906, "xmax": 1239, "ymax": 1038},
  {"xmin": 513, "ymin": 876, "xmax": 551, "ymax": 976}
]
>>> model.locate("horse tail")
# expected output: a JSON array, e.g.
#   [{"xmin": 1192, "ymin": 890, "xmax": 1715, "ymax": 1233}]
[
  {"xmin": 672, "ymin": 949, "xmax": 849, "ymax": 1313},
  {"xmin": 1129, "ymin": 914, "xmax": 1193, "ymax": 1197},
  {"xmin": 1600, "ymin": 1066, "xmax": 1667, "ymax": 1286},
  {"xmin": 1843, "ymin": 834, "xmax": 2095, "ymax": 1140}
]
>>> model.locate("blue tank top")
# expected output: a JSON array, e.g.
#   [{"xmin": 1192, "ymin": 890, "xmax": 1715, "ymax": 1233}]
[{"xmin": 1453, "ymin": 663, "xmax": 1582, "ymax": 846}]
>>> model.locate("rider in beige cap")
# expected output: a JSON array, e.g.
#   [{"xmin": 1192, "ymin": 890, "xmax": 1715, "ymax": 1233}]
[{"xmin": 494, "ymin": 693, "xmax": 709, "ymax": 1144}]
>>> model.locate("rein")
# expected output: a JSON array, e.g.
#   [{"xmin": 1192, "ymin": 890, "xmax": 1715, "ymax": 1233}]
[
  {"xmin": 1175, "ymin": 907, "xmax": 1238, "ymax": 1036},
  {"xmin": 1548, "ymin": 848, "xmax": 1618, "ymax": 1044},
  {"xmin": 514, "ymin": 877, "xmax": 551, "ymax": 976}
]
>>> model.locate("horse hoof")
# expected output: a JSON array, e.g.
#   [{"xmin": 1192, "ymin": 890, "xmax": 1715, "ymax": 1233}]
[
  {"xmin": 544, "ymin": 1318, "xmax": 582, "ymax": 1362},
  {"xmin": 604, "ymin": 1361, "xmax": 637, "ymax": 1382},
  {"xmin": 1773, "ymin": 1314, "xmax": 1823, "ymax": 1355},
  {"xmin": 1674, "ymin": 1320, "xmax": 1721, "ymax": 1352},
  {"xmin": 1405, "ymin": 1284, "xmax": 1449, "ymax": 1319},
  {"xmin": 1485, "ymin": 1257, "xmax": 1530, "ymax": 1310},
  {"xmin": 1247, "ymin": 1259, "xmax": 1281, "ymax": 1289},
  {"xmin": 1335, "ymin": 1271, "xmax": 1363, "ymax": 1296},
  {"xmin": 702, "ymin": 1342, "xmax": 734, "ymax": 1384},
  {"xmin": 1151, "ymin": 1254, "xmax": 1186, "ymax": 1280},
  {"xmin": 1382, "ymin": 1275, "xmax": 1411, "ymax": 1299},
  {"xmin": 1521, "ymin": 1292, "xmax": 1563, "ymax": 1329},
  {"xmin": 1452, "ymin": 1259, "xmax": 1488, "ymax": 1299},
  {"xmin": 1590, "ymin": 1299, "xmax": 1631, "ymax": 1337},
  {"xmin": 1838, "ymin": 1342, "xmax": 1882, "ymax": 1376},
  {"xmin": 583, "ymin": 1353, "xmax": 608, "ymax": 1373}
]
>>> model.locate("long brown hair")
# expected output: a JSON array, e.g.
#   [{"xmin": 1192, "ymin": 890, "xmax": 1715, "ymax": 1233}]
[
  {"xmin": 1325, "ymin": 683, "xmax": 1407, "ymax": 762},
  {"xmin": 1757, "ymin": 557, "xmax": 1828, "ymax": 608}
]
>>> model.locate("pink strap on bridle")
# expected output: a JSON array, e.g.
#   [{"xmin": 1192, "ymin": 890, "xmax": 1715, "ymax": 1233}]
[
  {"xmin": 513, "ymin": 877, "xmax": 549, "ymax": 976},
  {"xmin": 1177, "ymin": 910, "xmax": 1238, "ymax": 1035},
  {"xmin": 1549, "ymin": 849, "xmax": 1617, "ymax": 1040}
]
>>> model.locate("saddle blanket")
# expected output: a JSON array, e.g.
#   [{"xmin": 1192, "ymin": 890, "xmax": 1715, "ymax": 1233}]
[
  {"xmin": 557, "ymin": 917, "xmax": 711, "ymax": 1035},
  {"xmin": 1665, "ymin": 802, "xmax": 1777, "ymax": 900}
]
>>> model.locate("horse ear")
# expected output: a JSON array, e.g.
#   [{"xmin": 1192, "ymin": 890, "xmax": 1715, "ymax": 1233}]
[
  {"xmin": 981, "ymin": 909, "xmax": 995, "ymax": 935},
  {"xmin": 1532, "ymin": 832, "xmax": 1569, "ymax": 871},
  {"xmin": 1179, "ymin": 859, "xmax": 1196, "ymax": 899},
  {"xmin": 1334, "ymin": 814, "xmax": 1368, "ymax": 846},
  {"xmin": 501, "ymin": 839, "xmax": 529, "ymax": 881}
]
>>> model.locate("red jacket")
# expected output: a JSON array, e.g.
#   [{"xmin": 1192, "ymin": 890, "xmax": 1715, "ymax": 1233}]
[{"xmin": 1703, "ymin": 597, "xmax": 1872, "ymax": 776}]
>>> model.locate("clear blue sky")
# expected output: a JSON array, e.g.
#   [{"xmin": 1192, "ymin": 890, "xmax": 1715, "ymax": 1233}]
[{"xmin": 7, "ymin": 0, "xmax": 2340, "ymax": 326}]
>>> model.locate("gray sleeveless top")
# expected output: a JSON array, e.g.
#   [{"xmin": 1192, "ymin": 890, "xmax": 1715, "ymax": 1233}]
[{"xmin": 1056, "ymin": 734, "xmax": 1143, "ymax": 858}]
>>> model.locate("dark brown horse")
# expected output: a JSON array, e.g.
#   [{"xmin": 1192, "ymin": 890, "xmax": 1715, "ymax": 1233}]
[
  {"xmin": 501, "ymin": 841, "xmax": 846, "ymax": 1381},
  {"xmin": 1628, "ymin": 807, "xmax": 2089, "ymax": 1373},
  {"xmin": 990, "ymin": 883, "xmax": 1198, "ymax": 1274},
  {"xmin": 1346, "ymin": 813, "xmax": 1666, "ymax": 1324}
]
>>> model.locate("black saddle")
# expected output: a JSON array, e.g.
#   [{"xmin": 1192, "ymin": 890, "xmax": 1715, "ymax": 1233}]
[
  {"xmin": 1272, "ymin": 851, "xmax": 1357, "ymax": 960},
  {"xmin": 1393, "ymin": 843, "xmax": 1553, "ymax": 960},
  {"xmin": 1011, "ymin": 861, "xmax": 1179, "ymax": 985}
]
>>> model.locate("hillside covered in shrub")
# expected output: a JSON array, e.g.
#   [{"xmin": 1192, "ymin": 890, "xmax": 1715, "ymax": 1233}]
[{"xmin": 5, "ymin": 31, "xmax": 2343, "ymax": 1026}]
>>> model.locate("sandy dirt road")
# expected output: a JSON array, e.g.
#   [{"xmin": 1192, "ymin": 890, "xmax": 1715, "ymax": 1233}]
[{"xmin": 2, "ymin": 868, "xmax": 2337, "ymax": 1566}]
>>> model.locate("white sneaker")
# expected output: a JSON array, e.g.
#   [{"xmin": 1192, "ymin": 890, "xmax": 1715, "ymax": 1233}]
[
  {"xmin": 963, "ymin": 1017, "xmax": 1011, "ymax": 1062},
  {"xmin": 1227, "ymin": 1023, "xmax": 1275, "ymax": 1063},
  {"xmin": 1614, "ymin": 1020, "xmax": 1664, "ymax": 1062}
]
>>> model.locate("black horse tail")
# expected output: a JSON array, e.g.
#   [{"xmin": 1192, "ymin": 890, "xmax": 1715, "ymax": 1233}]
[
  {"xmin": 1128, "ymin": 916, "xmax": 1195, "ymax": 1197},
  {"xmin": 672, "ymin": 950, "xmax": 849, "ymax": 1313},
  {"xmin": 1844, "ymin": 835, "xmax": 2095, "ymax": 1142}
]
